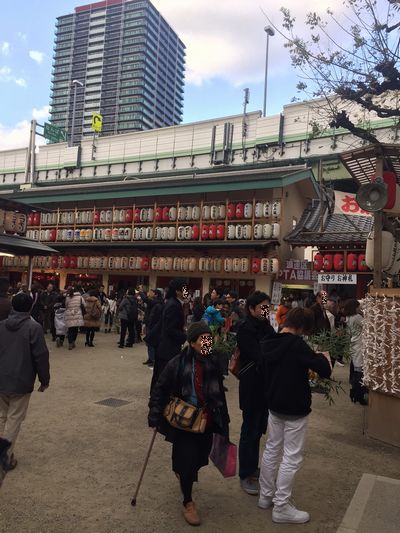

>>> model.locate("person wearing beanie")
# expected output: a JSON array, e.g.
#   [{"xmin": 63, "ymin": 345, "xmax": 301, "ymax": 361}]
[
  {"xmin": 149, "ymin": 321, "xmax": 230, "ymax": 527},
  {"xmin": 150, "ymin": 278, "xmax": 187, "ymax": 391},
  {"xmin": 0, "ymin": 292, "xmax": 50, "ymax": 470}
]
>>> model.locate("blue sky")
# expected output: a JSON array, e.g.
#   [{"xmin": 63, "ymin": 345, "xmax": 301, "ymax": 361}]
[{"xmin": 0, "ymin": 0, "xmax": 343, "ymax": 149}]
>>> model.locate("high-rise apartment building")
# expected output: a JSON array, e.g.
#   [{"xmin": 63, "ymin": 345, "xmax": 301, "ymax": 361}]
[{"xmin": 49, "ymin": 0, "xmax": 185, "ymax": 142}]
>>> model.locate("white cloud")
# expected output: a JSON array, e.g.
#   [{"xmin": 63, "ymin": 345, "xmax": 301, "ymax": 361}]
[
  {"xmin": 32, "ymin": 105, "xmax": 50, "ymax": 121},
  {"xmin": 29, "ymin": 50, "xmax": 45, "ymax": 64},
  {"xmin": 0, "ymin": 120, "xmax": 46, "ymax": 150},
  {"xmin": 15, "ymin": 78, "xmax": 27, "ymax": 87},
  {"xmin": 0, "ymin": 66, "xmax": 27, "ymax": 87},
  {"xmin": 151, "ymin": 0, "xmax": 346, "ymax": 86},
  {"xmin": 16, "ymin": 32, "xmax": 27, "ymax": 41},
  {"xmin": 1, "ymin": 42, "xmax": 10, "ymax": 56}
]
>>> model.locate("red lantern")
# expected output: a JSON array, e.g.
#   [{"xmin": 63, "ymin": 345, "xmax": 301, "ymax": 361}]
[
  {"xmin": 155, "ymin": 207, "xmax": 162, "ymax": 221},
  {"xmin": 141, "ymin": 256, "xmax": 150, "ymax": 271},
  {"xmin": 191, "ymin": 225, "xmax": 199, "ymax": 240},
  {"xmin": 134, "ymin": 208, "xmax": 141, "ymax": 223},
  {"xmin": 251, "ymin": 257, "xmax": 261, "ymax": 273},
  {"xmin": 69, "ymin": 256, "xmax": 77, "ymax": 269},
  {"xmin": 33, "ymin": 213, "xmax": 40, "ymax": 226},
  {"xmin": 347, "ymin": 253, "xmax": 357, "ymax": 271},
  {"xmin": 125, "ymin": 208, "xmax": 133, "ymax": 223},
  {"xmin": 323, "ymin": 254, "xmax": 333, "ymax": 271},
  {"xmin": 162, "ymin": 207, "xmax": 169, "ymax": 221},
  {"xmin": 51, "ymin": 256, "xmax": 59, "ymax": 269},
  {"xmin": 313, "ymin": 253, "xmax": 324, "ymax": 271},
  {"xmin": 216, "ymin": 224, "xmax": 225, "ymax": 240},
  {"xmin": 235, "ymin": 202, "xmax": 244, "ymax": 219},
  {"xmin": 27, "ymin": 213, "xmax": 34, "ymax": 226},
  {"xmin": 48, "ymin": 229, "xmax": 57, "ymax": 242},
  {"xmin": 358, "ymin": 253, "xmax": 368, "ymax": 271},
  {"xmin": 333, "ymin": 253, "xmax": 344, "ymax": 271},
  {"xmin": 227, "ymin": 203, "xmax": 236, "ymax": 219},
  {"xmin": 208, "ymin": 224, "xmax": 217, "ymax": 240},
  {"xmin": 94, "ymin": 210, "xmax": 100, "ymax": 224},
  {"xmin": 201, "ymin": 224, "xmax": 209, "ymax": 240},
  {"xmin": 63, "ymin": 256, "xmax": 70, "ymax": 268}
]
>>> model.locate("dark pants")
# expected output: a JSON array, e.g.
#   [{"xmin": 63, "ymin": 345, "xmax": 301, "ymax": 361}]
[
  {"xmin": 150, "ymin": 356, "xmax": 169, "ymax": 393},
  {"xmin": 146, "ymin": 344, "xmax": 155, "ymax": 363},
  {"xmin": 68, "ymin": 327, "xmax": 79, "ymax": 344},
  {"xmin": 119, "ymin": 319, "xmax": 135, "ymax": 346},
  {"xmin": 136, "ymin": 320, "xmax": 142, "ymax": 342},
  {"xmin": 104, "ymin": 311, "xmax": 114, "ymax": 329},
  {"xmin": 86, "ymin": 328, "xmax": 95, "ymax": 345},
  {"xmin": 239, "ymin": 409, "xmax": 265, "ymax": 479}
]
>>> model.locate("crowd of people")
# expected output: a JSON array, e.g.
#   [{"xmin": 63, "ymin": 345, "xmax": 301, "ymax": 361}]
[{"xmin": 0, "ymin": 275, "xmax": 367, "ymax": 526}]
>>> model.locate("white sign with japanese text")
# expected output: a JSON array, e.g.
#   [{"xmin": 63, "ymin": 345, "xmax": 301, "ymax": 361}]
[
  {"xmin": 271, "ymin": 282, "xmax": 282, "ymax": 305},
  {"xmin": 318, "ymin": 273, "xmax": 357, "ymax": 284},
  {"xmin": 334, "ymin": 191, "xmax": 372, "ymax": 217}
]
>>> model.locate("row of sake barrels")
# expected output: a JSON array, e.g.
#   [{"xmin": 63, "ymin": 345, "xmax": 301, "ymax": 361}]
[
  {"xmin": 226, "ymin": 201, "xmax": 281, "ymax": 220},
  {"xmin": 313, "ymin": 253, "xmax": 368, "ymax": 272},
  {"xmin": 28, "ymin": 201, "xmax": 282, "ymax": 229},
  {"xmin": 30, "ymin": 255, "xmax": 279, "ymax": 274},
  {"xmin": 0, "ymin": 256, "xmax": 30, "ymax": 268},
  {"xmin": 226, "ymin": 223, "xmax": 280, "ymax": 240},
  {"xmin": 29, "ymin": 223, "xmax": 281, "ymax": 243}
]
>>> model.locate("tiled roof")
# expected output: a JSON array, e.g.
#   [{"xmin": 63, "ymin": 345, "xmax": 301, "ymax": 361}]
[{"xmin": 285, "ymin": 199, "xmax": 373, "ymax": 246}]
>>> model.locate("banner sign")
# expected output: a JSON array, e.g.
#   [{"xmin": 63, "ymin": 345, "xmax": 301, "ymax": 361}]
[
  {"xmin": 334, "ymin": 191, "xmax": 371, "ymax": 217},
  {"xmin": 278, "ymin": 259, "xmax": 318, "ymax": 283}
]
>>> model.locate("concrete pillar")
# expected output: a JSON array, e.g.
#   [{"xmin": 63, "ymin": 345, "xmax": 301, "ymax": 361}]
[
  {"xmin": 148, "ymin": 272, "xmax": 157, "ymax": 290},
  {"xmin": 256, "ymin": 275, "xmax": 273, "ymax": 296},
  {"xmin": 202, "ymin": 275, "xmax": 210, "ymax": 298},
  {"xmin": 103, "ymin": 272, "xmax": 109, "ymax": 292},
  {"xmin": 59, "ymin": 270, "xmax": 67, "ymax": 290}
]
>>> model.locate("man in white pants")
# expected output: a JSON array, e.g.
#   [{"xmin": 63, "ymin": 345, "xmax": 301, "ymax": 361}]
[
  {"xmin": 258, "ymin": 308, "xmax": 332, "ymax": 524},
  {"xmin": 0, "ymin": 293, "xmax": 50, "ymax": 470}
]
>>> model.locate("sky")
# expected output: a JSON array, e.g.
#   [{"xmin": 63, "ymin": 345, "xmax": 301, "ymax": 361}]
[{"xmin": 0, "ymin": 0, "xmax": 346, "ymax": 150}]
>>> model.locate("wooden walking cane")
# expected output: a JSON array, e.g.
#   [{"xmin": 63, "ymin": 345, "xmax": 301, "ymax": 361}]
[{"xmin": 131, "ymin": 428, "xmax": 158, "ymax": 506}]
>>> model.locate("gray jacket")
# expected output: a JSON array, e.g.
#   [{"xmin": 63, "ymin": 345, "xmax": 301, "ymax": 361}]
[{"xmin": 0, "ymin": 311, "xmax": 50, "ymax": 394}]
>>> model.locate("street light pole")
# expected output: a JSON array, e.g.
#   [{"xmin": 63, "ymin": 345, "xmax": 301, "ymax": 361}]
[
  {"xmin": 70, "ymin": 79, "xmax": 83, "ymax": 147},
  {"xmin": 263, "ymin": 26, "xmax": 275, "ymax": 118}
]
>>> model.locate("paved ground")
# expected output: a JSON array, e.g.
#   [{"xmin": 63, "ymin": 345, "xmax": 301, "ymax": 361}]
[{"xmin": 1, "ymin": 331, "xmax": 400, "ymax": 533}]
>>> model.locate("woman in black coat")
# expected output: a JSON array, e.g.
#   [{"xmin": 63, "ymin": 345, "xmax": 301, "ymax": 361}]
[
  {"xmin": 236, "ymin": 291, "xmax": 275, "ymax": 496},
  {"xmin": 149, "ymin": 321, "xmax": 229, "ymax": 527},
  {"xmin": 150, "ymin": 278, "xmax": 187, "ymax": 391}
]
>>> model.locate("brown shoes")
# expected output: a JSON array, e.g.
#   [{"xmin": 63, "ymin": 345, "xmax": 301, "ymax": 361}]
[
  {"xmin": 7, "ymin": 453, "xmax": 17, "ymax": 471},
  {"xmin": 183, "ymin": 501, "xmax": 201, "ymax": 526}
]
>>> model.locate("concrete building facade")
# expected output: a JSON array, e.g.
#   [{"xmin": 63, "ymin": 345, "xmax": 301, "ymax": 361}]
[{"xmin": 50, "ymin": 0, "xmax": 185, "ymax": 142}]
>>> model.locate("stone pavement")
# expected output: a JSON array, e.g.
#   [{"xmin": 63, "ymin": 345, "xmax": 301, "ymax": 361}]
[
  {"xmin": 0, "ymin": 331, "xmax": 400, "ymax": 533},
  {"xmin": 337, "ymin": 474, "xmax": 400, "ymax": 533}
]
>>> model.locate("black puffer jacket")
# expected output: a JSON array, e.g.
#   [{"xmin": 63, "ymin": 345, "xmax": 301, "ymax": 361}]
[
  {"xmin": 236, "ymin": 315, "xmax": 275, "ymax": 412},
  {"xmin": 156, "ymin": 296, "xmax": 186, "ymax": 362},
  {"xmin": 148, "ymin": 346, "xmax": 230, "ymax": 442}
]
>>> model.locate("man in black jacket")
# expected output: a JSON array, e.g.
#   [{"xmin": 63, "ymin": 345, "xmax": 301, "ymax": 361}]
[
  {"xmin": 258, "ymin": 307, "xmax": 331, "ymax": 524},
  {"xmin": 150, "ymin": 279, "xmax": 187, "ymax": 392},
  {"xmin": 142, "ymin": 289, "xmax": 164, "ymax": 367},
  {"xmin": 237, "ymin": 291, "xmax": 274, "ymax": 496},
  {"xmin": 0, "ymin": 293, "xmax": 50, "ymax": 470}
]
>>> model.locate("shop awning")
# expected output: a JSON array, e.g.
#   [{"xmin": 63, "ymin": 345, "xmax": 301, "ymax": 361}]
[
  {"xmin": 0, "ymin": 234, "xmax": 59, "ymax": 256},
  {"xmin": 7, "ymin": 166, "xmax": 317, "ymax": 205},
  {"xmin": 340, "ymin": 144, "xmax": 400, "ymax": 185}
]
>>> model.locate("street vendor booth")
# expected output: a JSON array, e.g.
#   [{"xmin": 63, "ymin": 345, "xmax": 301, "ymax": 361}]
[{"xmin": 340, "ymin": 144, "xmax": 400, "ymax": 448}]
